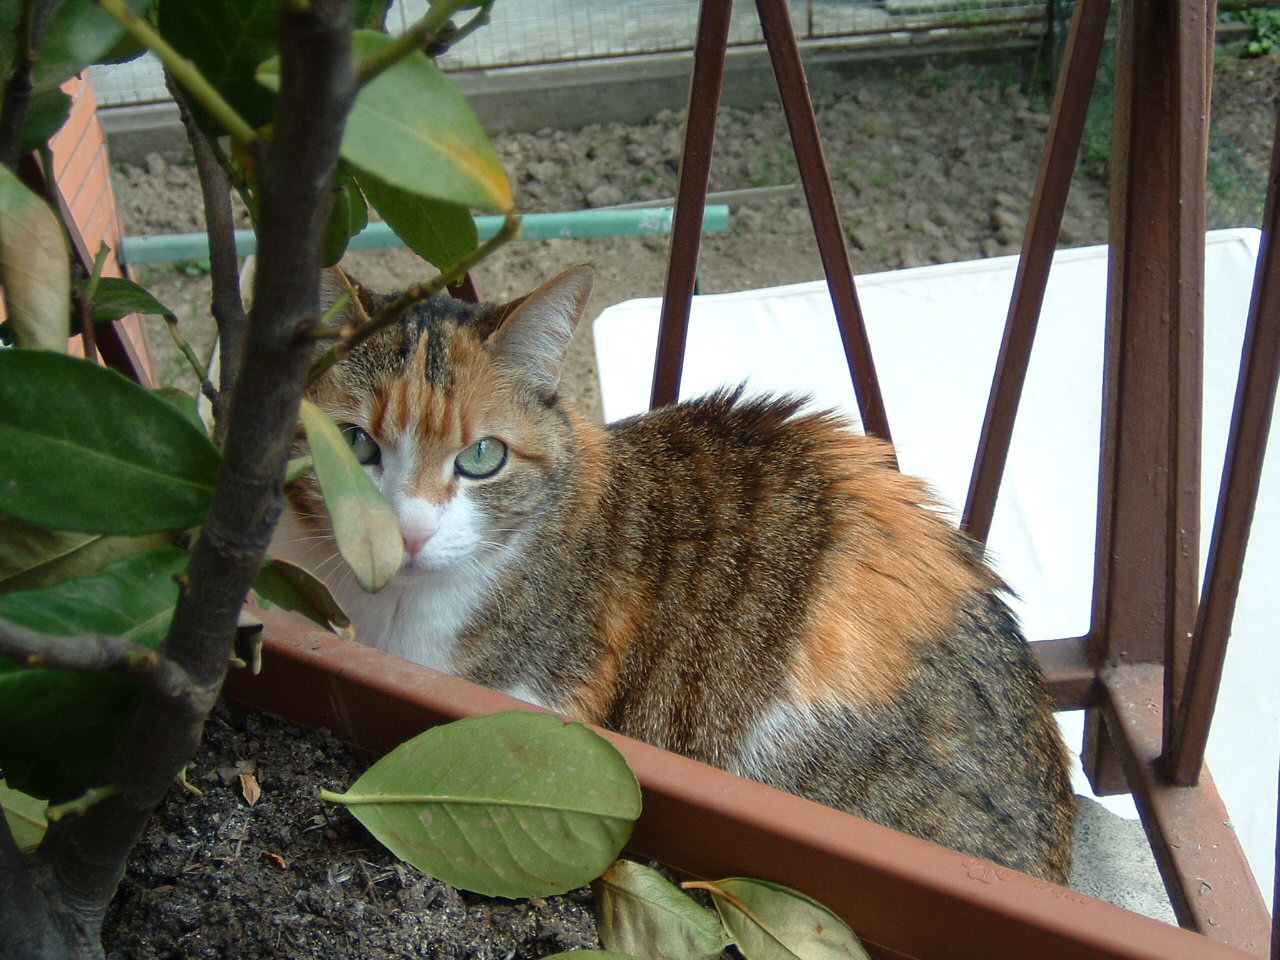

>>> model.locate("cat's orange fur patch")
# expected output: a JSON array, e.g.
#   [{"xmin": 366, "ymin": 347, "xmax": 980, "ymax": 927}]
[
  {"xmin": 566, "ymin": 580, "xmax": 647, "ymax": 724},
  {"xmin": 789, "ymin": 431, "xmax": 992, "ymax": 706}
]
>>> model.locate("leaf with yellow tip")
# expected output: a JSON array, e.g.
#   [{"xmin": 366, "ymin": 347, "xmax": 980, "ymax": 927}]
[{"xmin": 258, "ymin": 31, "xmax": 512, "ymax": 212}]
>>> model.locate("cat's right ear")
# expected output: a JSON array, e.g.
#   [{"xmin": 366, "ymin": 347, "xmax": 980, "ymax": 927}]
[{"xmin": 487, "ymin": 264, "xmax": 593, "ymax": 394}]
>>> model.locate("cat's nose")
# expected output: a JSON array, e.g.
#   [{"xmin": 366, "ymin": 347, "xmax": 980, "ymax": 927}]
[{"xmin": 402, "ymin": 534, "xmax": 429, "ymax": 556}]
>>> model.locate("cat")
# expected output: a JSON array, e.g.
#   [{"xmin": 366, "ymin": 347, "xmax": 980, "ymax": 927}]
[{"xmin": 275, "ymin": 264, "xmax": 1076, "ymax": 884}]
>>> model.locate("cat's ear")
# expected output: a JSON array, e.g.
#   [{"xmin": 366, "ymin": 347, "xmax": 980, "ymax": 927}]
[
  {"xmin": 319, "ymin": 266, "xmax": 373, "ymax": 330},
  {"xmin": 487, "ymin": 265, "xmax": 593, "ymax": 393}
]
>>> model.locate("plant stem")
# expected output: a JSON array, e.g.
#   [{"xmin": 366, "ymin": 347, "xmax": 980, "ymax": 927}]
[
  {"xmin": 92, "ymin": 0, "xmax": 258, "ymax": 148},
  {"xmin": 78, "ymin": 245, "xmax": 110, "ymax": 364},
  {"xmin": 306, "ymin": 210, "xmax": 518, "ymax": 384},
  {"xmin": 0, "ymin": 0, "xmax": 58, "ymax": 169},
  {"xmin": 170, "ymin": 78, "xmax": 249, "ymax": 440},
  {"xmin": 355, "ymin": 0, "xmax": 479, "ymax": 86},
  {"xmin": 162, "ymin": 314, "xmax": 218, "ymax": 407},
  {"xmin": 0, "ymin": 616, "xmax": 198, "ymax": 703},
  {"xmin": 430, "ymin": 0, "xmax": 496, "ymax": 56}
]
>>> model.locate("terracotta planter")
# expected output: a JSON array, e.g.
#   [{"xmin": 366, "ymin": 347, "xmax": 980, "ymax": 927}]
[{"xmin": 223, "ymin": 610, "xmax": 1253, "ymax": 960}]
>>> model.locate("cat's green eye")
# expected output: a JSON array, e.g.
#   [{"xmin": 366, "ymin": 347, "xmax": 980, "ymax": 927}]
[
  {"xmin": 454, "ymin": 438, "xmax": 508, "ymax": 479},
  {"xmin": 341, "ymin": 425, "xmax": 381, "ymax": 466}
]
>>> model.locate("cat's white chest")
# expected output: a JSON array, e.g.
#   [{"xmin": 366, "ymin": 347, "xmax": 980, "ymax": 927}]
[
  {"xmin": 336, "ymin": 567, "xmax": 488, "ymax": 671},
  {"xmin": 269, "ymin": 508, "xmax": 490, "ymax": 672}
]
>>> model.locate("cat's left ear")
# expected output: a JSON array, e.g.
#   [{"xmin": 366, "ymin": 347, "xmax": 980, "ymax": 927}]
[{"xmin": 487, "ymin": 265, "xmax": 593, "ymax": 393}]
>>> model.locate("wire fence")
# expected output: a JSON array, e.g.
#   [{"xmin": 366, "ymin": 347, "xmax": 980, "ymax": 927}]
[
  {"xmin": 90, "ymin": 0, "xmax": 1052, "ymax": 108},
  {"xmin": 87, "ymin": 0, "xmax": 1272, "ymax": 229}
]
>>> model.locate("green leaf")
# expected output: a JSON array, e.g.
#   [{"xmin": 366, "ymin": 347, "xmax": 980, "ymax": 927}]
[
  {"xmin": 257, "ymin": 31, "xmax": 512, "ymax": 212},
  {"xmin": 254, "ymin": 556, "xmax": 349, "ymax": 631},
  {"xmin": 0, "ymin": 513, "xmax": 171, "ymax": 594},
  {"xmin": 91, "ymin": 276, "xmax": 174, "ymax": 324},
  {"xmin": 541, "ymin": 953, "xmax": 646, "ymax": 960},
  {"xmin": 0, "ymin": 547, "xmax": 188, "ymax": 799},
  {"xmin": 152, "ymin": 387, "xmax": 205, "ymax": 433},
  {"xmin": 358, "ymin": 169, "xmax": 478, "ymax": 269},
  {"xmin": 31, "ymin": 0, "xmax": 151, "ymax": 94},
  {"xmin": 1, "ymin": 778, "xmax": 48, "ymax": 853},
  {"xmin": 593, "ymin": 860, "xmax": 729, "ymax": 960},
  {"xmin": 0, "ymin": 351, "xmax": 220, "ymax": 534},
  {"xmin": 20, "ymin": 89, "xmax": 72, "ymax": 154},
  {"xmin": 0, "ymin": 164, "xmax": 70, "ymax": 352},
  {"xmin": 322, "ymin": 176, "xmax": 369, "ymax": 268},
  {"xmin": 159, "ymin": 0, "xmax": 381, "ymax": 133},
  {"xmin": 158, "ymin": 0, "xmax": 278, "ymax": 130},
  {"xmin": 322, "ymin": 711, "xmax": 642, "ymax": 899},
  {"xmin": 694, "ymin": 878, "xmax": 870, "ymax": 960},
  {"xmin": 299, "ymin": 399, "xmax": 400, "ymax": 593}
]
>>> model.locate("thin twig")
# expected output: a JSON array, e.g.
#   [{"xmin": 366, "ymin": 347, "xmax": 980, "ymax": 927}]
[
  {"xmin": 0, "ymin": 616, "xmax": 200, "ymax": 706},
  {"xmin": 428, "ymin": 0, "xmax": 496, "ymax": 57},
  {"xmin": 306, "ymin": 211, "xmax": 519, "ymax": 384},
  {"xmin": 163, "ymin": 314, "xmax": 218, "ymax": 407},
  {"xmin": 354, "ymin": 0, "xmax": 478, "ymax": 86},
  {"xmin": 170, "ymin": 77, "xmax": 249, "ymax": 438},
  {"xmin": 77, "ymin": 245, "xmax": 110, "ymax": 364}
]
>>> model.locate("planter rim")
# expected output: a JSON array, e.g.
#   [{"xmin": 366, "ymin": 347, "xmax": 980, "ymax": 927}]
[{"xmin": 223, "ymin": 610, "xmax": 1254, "ymax": 960}]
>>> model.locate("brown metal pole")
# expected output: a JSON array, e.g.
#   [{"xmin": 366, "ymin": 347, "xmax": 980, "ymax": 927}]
[
  {"xmin": 1083, "ymin": 0, "xmax": 1207, "ymax": 793},
  {"xmin": 1165, "ymin": 106, "xmax": 1280, "ymax": 786},
  {"xmin": 754, "ymin": 0, "xmax": 891, "ymax": 442},
  {"xmin": 650, "ymin": 0, "xmax": 733, "ymax": 409},
  {"xmin": 961, "ymin": 0, "xmax": 1110, "ymax": 544},
  {"xmin": 1101, "ymin": 664, "xmax": 1271, "ymax": 953}
]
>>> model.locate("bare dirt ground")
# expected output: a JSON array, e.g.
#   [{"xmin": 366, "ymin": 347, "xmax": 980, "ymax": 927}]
[{"xmin": 102, "ymin": 51, "xmax": 1280, "ymax": 959}]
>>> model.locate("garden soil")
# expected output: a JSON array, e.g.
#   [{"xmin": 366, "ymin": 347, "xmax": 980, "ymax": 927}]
[{"xmin": 102, "ymin": 54, "xmax": 1280, "ymax": 958}]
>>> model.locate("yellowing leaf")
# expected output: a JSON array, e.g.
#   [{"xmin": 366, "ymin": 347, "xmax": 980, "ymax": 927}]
[
  {"xmin": 239, "ymin": 772, "xmax": 261, "ymax": 806},
  {"xmin": 298, "ymin": 400, "xmax": 401, "ymax": 592},
  {"xmin": 258, "ymin": 32, "xmax": 513, "ymax": 212},
  {"xmin": 0, "ymin": 514, "xmax": 171, "ymax": 595},
  {"xmin": 0, "ymin": 165, "xmax": 70, "ymax": 352},
  {"xmin": 688, "ymin": 878, "xmax": 870, "ymax": 960},
  {"xmin": 594, "ymin": 860, "xmax": 729, "ymax": 960}
]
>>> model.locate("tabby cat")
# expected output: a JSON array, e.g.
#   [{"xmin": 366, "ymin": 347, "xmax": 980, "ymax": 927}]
[{"xmin": 275, "ymin": 265, "xmax": 1076, "ymax": 883}]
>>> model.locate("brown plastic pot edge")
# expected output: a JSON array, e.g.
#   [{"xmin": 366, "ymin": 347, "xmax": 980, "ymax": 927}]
[{"xmin": 222, "ymin": 611, "xmax": 1254, "ymax": 960}]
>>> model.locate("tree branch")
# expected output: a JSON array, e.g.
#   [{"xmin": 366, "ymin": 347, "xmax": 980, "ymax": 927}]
[
  {"xmin": 31, "ymin": 0, "xmax": 358, "ymax": 940},
  {"xmin": 170, "ymin": 81, "xmax": 250, "ymax": 441},
  {"xmin": 355, "ymin": 0, "xmax": 478, "ymax": 85},
  {"xmin": 0, "ymin": 616, "xmax": 199, "ymax": 706},
  {"xmin": 0, "ymin": 810, "xmax": 64, "ymax": 959}
]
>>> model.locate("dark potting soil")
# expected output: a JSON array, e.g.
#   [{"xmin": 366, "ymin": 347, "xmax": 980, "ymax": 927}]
[{"xmin": 102, "ymin": 704, "xmax": 600, "ymax": 960}]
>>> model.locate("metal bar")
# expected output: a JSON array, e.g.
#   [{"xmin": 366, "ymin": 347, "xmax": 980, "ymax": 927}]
[
  {"xmin": 1084, "ymin": 0, "xmax": 1205, "ymax": 793},
  {"xmin": 961, "ymin": 0, "xmax": 1110, "ymax": 543},
  {"xmin": 1100, "ymin": 663, "xmax": 1270, "ymax": 955},
  {"xmin": 1163, "ymin": 0, "xmax": 1215, "ymax": 756},
  {"xmin": 755, "ymin": 0, "xmax": 891, "ymax": 442},
  {"xmin": 650, "ymin": 0, "xmax": 734, "ymax": 409},
  {"xmin": 1165, "ymin": 106, "xmax": 1280, "ymax": 786},
  {"xmin": 1031, "ymin": 635, "xmax": 1100, "ymax": 710}
]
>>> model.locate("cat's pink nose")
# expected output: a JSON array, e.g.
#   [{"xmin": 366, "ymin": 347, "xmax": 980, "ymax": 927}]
[{"xmin": 403, "ymin": 534, "xmax": 429, "ymax": 556}]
